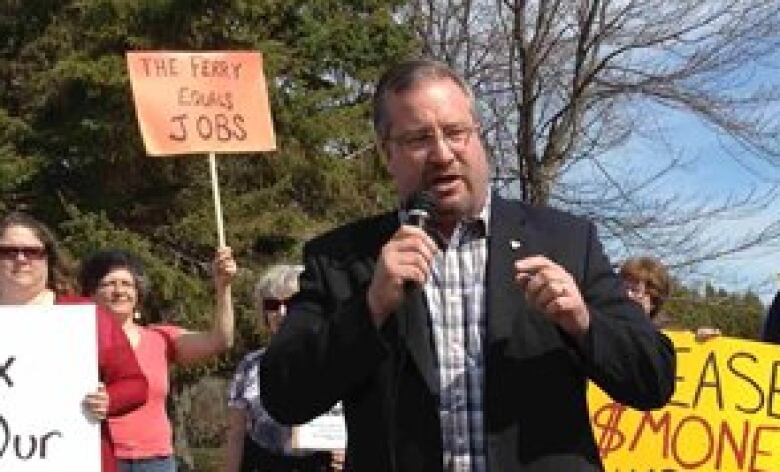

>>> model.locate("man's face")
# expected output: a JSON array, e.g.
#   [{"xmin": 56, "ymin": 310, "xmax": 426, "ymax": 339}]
[{"xmin": 380, "ymin": 78, "xmax": 489, "ymax": 230}]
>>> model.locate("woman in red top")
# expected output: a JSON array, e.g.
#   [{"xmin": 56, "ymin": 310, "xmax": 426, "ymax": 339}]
[
  {"xmin": 78, "ymin": 246, "xmax": 235, "ymax": 472},
  {"xmin": 0, "ymin": 212, "xmax": 148, "ymax": 472}
]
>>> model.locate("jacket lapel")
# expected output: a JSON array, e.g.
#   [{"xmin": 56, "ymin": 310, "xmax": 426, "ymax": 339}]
[
  {"xmin": 372, "ymin": 212, "xmax": 439, "ymax": 395},
  {"xmin": 486, "ymin": 195, "xmax": 529, "ymax": 345},
  {"xmin": 399, "ymin": 287, "xmax": 439, "ymax": 394},
  {"xmin": 487, "ymin": 195, "xmax": 567, "ymax": 357}
]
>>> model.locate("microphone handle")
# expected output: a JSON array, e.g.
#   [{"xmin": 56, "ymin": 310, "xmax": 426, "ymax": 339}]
[
  {"xmin": 406, "ymin": 211, "xmax": 428, "ymax": 229},
  {"xmin": 405, "ymin": 216, "xmax": 429, "ymax": 296}
]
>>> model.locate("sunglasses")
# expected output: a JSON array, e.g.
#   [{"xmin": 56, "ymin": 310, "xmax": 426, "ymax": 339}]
[
  {"xmin": 262, "ymin": 298, "xmax": 287, "ymax": 312},
  {"xmin": 0, "ymin": 245, "xmax": 47, "ymax": 260}
]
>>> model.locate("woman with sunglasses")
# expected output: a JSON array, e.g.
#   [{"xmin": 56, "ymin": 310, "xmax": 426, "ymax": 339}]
[
  {"xmin": 0, "ymin": 212, "xmax": 148, "ymax": 472},
  {"xmin": 79, "ymin": 247, "xmax": 236, "ymax": 472},
  {"xmin": 224, "ymin": 264, "xmax": 344, "ymax": 472}
]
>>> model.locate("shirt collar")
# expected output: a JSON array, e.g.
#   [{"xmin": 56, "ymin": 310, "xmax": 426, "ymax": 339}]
[
  {"xmin": 397, "ymin": 190, "xmax": 491, "ymax": 232},
  {"xmin": 397, "ymin": 189, "xmax": 491, "ymax": 247}
]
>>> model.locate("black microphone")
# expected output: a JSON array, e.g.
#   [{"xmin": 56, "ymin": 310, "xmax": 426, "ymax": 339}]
[
  {"xmin": 403, "ymin": 190, "xmax": 437, "ymax": 230},
  {"xmin": 401, "ymin": 191, "xmax": 438, "ymax": 295}
]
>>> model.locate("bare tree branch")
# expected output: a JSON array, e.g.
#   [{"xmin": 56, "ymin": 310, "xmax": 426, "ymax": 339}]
[{"xmin": 406, "ymin": 0, "xmax": 780, "ymax": 277}]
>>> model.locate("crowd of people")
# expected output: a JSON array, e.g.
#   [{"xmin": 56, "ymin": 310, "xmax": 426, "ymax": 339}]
[
  {"xmin": 2, "ymin": 58, "xmax": 779, "ymax": 472},
  {"xmin": 0, "ymin": 211, "xmax": 237, "ymax": 472}
]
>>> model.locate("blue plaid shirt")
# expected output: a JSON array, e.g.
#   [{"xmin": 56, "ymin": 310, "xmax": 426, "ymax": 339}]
[
  {"xmin": 423, "ymin": 194, "xmax": 490, "ymax": 472},
  {"xmin": 228, "ymin": 349, "xmax": 294, "ymax": 453}
]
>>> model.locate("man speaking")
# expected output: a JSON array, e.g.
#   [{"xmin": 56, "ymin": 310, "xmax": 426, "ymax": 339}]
[{"xmin": 259, "ymin": 59, "xmax": 675, "ymax": 471}]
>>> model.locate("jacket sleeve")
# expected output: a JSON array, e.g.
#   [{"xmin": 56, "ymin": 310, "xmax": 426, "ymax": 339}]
[
  {"xmin": 577, "ymin": 222, "xmax": 676, "ymax": 410},
  {"xmin": 762, "ymin": 291, "xmax": 780, "ymax": 344},
  {"xmin": 96, "ymin": 307, "xmax": 148, "ymax": 416},
  {"xmin": 259, "ymin": 242, "xmax": 389, "ymax": 425}
]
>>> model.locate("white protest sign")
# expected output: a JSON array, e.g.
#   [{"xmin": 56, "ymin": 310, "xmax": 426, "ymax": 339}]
[
  {"xmin": 292, "ymin": 402, "xmax": 347, "ymax": 451},
  {"xmin": 0, "ymin": 305, "xmax": 100, "ymax": 471}
]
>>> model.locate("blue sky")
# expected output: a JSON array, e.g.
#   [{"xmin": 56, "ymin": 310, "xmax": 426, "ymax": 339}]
[
  {"xmin": 590, "ymin": 57, "xmax": 780, "ymax": 305},
  {"xmin": 491, "ymin": 45, "xmax": 780, "ymax": 305},
  {"xmin": 659, "ymin": 115, "xmax": 780, "ymax": 305}
]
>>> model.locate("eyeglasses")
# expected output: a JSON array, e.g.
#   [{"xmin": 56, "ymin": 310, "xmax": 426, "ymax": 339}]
[
  {"xmin": 388, "ymin": 123, "xmax": 479, "ymax": 157},
  {"xmin": 262, "ymin": 298, "xmax": 287, "ymax": 312},
  {"xmin": 624, "ymin": 280, "xmax": 648, "ymax": 298},
  {"xmin": 0, "ymin": 245, "xmax": 47, "ymax": 260},
  {"xmin": 97, "ymin": 279, "xmax": 136, "ymax": 291}
]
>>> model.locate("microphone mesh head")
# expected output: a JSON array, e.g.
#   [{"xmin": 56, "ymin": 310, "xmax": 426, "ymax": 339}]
[
  {"xmin": 403, "ymin": 190, "xmax": 437, "ymax": 227},
  {"xmin": 404, "ymin": 191, "xmax": 437, "ymax": 217}
]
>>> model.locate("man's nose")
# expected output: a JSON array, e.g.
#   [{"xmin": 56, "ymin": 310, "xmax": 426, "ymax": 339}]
[{"xmin": 427, "ymin": 131, "xmax": 455, "ymax": 164}]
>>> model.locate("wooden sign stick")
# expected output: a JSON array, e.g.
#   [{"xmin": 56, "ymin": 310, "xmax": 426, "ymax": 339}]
[{"xmin": 208, "ymin": 152, "xmax": 226, "ymax": 247}]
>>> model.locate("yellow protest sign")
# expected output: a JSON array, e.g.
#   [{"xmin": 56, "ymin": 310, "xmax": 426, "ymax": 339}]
[{"xmin": 589, "ymin": 331, "xmax": 780, "ymax": 471}]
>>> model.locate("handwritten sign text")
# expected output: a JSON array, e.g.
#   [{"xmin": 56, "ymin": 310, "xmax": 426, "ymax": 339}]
[
  {"xmin": 0, "ymin": 305, "xmax": 100, "ymax": 471},
  {"xmin": 589, "ymin": 331, "xmax": 780, "ymax": 471},
  {"xmin": 126, "ymin": 51, "xmax": 276, "ymax": 155}
]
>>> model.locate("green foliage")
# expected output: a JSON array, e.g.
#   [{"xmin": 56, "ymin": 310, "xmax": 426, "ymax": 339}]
[
  {"xmin": 58, "ymin": 206, "xmax": 210, "ymax": 324},
  {"xmin": 190, "ymin": 447, "xmax": 223, "ymax": 472},
  {"xmin": 0, "ymin": 109, "xmax": 37, "ymax": 210},
  {"xmin": 663, "ymin": 283, "xmax": 765, "ymax": 340},
  {"xmin": 0, "ymin": 0, "xmax": 412, "ymax": 331},
  {"xmin": 174, "ymin": 376, "xmax": 230, "ymax": 448}
]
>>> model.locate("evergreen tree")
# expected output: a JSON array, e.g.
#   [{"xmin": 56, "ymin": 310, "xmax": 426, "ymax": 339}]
[
  {"xmin": 664, "ymin": 283, "xmax": 765, "ymax": 341},
  {"xmin": 1, "ymin": 0, "xmax": 414, "ymax": 332}
]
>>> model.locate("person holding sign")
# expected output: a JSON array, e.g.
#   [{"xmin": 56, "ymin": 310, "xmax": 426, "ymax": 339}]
[
  {"xmin": 79, "ymin": 248, "xmax": 235, "ymax": 472},
  {"xmin": 0, "ymin": 212, "xmax": 148, "ymax": 472},
  {"xmin": 224, "ymin": 264, "xmax": 344, "ymax": 472},
  {"xmin": 259, "ymin": 59, "xmax": 675, "ymax": 471}
]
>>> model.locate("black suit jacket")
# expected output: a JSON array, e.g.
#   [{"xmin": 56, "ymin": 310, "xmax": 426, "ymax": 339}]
[
  {"xmin": 260, "ymin": 194, "xmax": 675, "ymax": 471},
  {"xmin": 763, "ymin": 291, "xmax": 780, "ymax": 344}
]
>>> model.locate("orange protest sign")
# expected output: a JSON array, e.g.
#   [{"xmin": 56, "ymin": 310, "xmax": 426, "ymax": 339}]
[
  {"xmin": 589, "ymin": 331, "xmax": 780, "ymax": 471},
  {"xmin": 126, "ymin": 51, "xmax": 276, "ymax": 156}
]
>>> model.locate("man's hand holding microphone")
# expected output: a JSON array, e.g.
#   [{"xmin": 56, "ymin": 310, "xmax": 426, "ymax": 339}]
[{"xmin": 367, "ymin": 191, "xmax": 439, "ymax": 327}]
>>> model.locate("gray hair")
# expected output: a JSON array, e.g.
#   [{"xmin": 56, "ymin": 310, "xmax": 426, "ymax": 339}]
[
  {"xmin": 372, "ymin": 58, "xmax": 476, "ymax": 141},
  {"xmin": 253, "ymin": 264, "xmax": 304, "ymax": 308}
]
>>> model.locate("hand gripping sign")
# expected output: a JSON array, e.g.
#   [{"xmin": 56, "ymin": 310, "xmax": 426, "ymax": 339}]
[{"xmin": 126, "ymin": 51, "xmax": 277, "ymax": 246}]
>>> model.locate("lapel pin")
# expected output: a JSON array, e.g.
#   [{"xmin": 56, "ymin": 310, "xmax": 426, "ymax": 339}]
[{"xmin": 510, "ymin": 239, "xmax": 522, "ymax": 251}]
